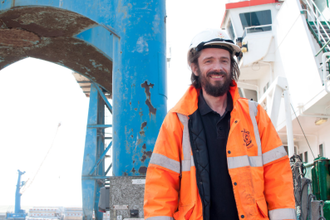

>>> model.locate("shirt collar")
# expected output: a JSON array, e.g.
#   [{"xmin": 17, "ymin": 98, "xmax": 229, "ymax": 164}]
[{"xmin": 198, "ymin": 90, "xmax": 233, "ymax": 116}]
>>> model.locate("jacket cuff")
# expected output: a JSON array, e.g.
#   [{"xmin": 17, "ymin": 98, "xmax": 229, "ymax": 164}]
[{"xmin": 269, "ymin": 208, "xmax": 296, "ymax": 219}]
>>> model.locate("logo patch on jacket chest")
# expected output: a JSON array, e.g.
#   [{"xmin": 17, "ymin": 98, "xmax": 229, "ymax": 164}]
[{"xmin": 241, "ymin": 129, "xmax": 254, "ymax": 149}]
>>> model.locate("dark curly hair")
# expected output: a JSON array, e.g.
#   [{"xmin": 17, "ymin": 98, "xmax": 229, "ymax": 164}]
[{"xmin": 187, "ymin": 47, "xmax": 240, "ymax": 88}]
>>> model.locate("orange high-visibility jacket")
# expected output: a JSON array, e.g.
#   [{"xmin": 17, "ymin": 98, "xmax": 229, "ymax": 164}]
[{"xmin": 144, "ymin": 82, "xmax": 296, "ymax": 220}]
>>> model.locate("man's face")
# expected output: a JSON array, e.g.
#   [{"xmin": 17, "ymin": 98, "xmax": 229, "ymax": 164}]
[{"xmin": 193, "ymin": 48, "xmax": 232, "ymax": 97}]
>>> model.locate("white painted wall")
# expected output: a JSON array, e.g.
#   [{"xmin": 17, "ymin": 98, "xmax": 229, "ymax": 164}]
[
  {"xmin": 274, "ymin": 0, "xmax": 322, "ymax": 105},
  {"xmin": 259, "ymin": 63, "xmax": 272, "ymax": 96},
  {"xmin": 272, "ymin": 0, "xmax": 326, "ymax": 129},
  {"xmin": 242, "ymin": 34, "xmax": 274, "ymax": 66},
  {"xmin": 295, "ymin": 137, "xmax": 318, "ymax": 163},
  {"xmin": 284, "ymin": 121, "xmax": 330, "ymax": 163}
]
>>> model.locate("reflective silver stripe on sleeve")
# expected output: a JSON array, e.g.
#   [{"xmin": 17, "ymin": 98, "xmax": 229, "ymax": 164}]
[
  {"xmin": 149, "ymin": 153, "xmax": 180, "ymax": 174},
  {"xmin": 181, "ymin": 155, "xmax": 195, "ymax": 171},
  {"xmin": 269, "ymin": 208, "xmax": 296, "ymax": 220},
  {"xmin": 227, "ymin": 146, "xmax": 287, "ymax": 169},
  {"xmin": 263, "ymin": 145, "xmax": 288, "ymax": 165},
  {"xmin": 248, "ymin": 100, "xmax": 262, "ymax": 156},
  {"xmin": 146, "ymin": 217, "xmax": 174, "ymax": 220},
  {"xmin": 177, "ymin": 113, "xmax": 194, "ymax": 172},
  {"xmin": 228, "ymin": 155, "xmax": 263, "ymax": 169}
]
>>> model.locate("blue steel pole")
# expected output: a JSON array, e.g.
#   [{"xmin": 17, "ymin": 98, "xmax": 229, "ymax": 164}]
[
  {"xmin": 94, "ymin": 96, "xmax": 105, "ymax": 220},
  {"xmin": 112, "ymin": 0, "xmax": 167, "ymax": 176},
  {"xmin": 82, "ymin": 84, "xmax": 99, "ymax": 220}
]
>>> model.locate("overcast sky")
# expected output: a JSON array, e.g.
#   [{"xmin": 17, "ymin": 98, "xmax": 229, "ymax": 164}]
[{"xmin": 0, "ymin": 0, "xmax": 225, "ymax": 208}]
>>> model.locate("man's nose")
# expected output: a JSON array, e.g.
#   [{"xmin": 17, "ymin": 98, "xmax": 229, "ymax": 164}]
[{"xmin": 211, "ymin": 61, "xmax": 223, "ymax": 72}]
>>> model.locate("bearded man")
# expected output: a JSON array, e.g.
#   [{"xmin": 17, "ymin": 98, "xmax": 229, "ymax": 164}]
[{"xmin": 144, "ymin": 29, "xmax": 296, "ymax": 220}]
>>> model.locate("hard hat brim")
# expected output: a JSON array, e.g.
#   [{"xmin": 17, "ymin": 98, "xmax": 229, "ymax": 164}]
[{"xmin": 203, "ymin": 41, "xmax": 241, "ymax": 55}]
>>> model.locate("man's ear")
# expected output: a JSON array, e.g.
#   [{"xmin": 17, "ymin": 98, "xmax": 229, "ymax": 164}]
[{"xmin": 191, "ymin": 63, "xmax": 199, "ymax": 76}]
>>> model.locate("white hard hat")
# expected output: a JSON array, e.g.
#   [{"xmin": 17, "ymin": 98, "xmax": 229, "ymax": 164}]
[{"xmin": 189, "ymin": 29, "xmax": 241, "ymax": 56}]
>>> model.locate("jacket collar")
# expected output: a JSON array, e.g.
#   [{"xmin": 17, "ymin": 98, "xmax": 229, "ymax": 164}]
[
  {"xmin": 198, "ymin": 90, "xmax": 233, "ymax": 116},
  {"xmin": 171, "ymin": 80, "xmax": 240, "ymax": 116}
]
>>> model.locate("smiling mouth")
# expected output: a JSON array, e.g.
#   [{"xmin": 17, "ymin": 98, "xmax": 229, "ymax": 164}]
[
  {"xmin": 210, "ymin": 75, "xmax": 223, "ymax": 78},
  {"xmin": 207, "ymin": 71, "xmax": 227, "ymax": 80}
]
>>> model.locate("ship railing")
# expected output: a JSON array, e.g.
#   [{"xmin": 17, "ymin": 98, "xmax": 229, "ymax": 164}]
[
  {"xmin": 302, "ymin": 0, "xmax": 330, "ymax": 92},
  {"xmin": 303, "ymin": 0, "xmax": 330, "ymax": 54},
  {"xmin": 242, "ymin": 24, "xmax": 272, "ymax": 39}
]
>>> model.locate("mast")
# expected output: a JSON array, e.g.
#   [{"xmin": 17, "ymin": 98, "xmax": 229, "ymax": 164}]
[{"xmin": 15, "ymin": 170, "xmax": 25, "ymax": 214}]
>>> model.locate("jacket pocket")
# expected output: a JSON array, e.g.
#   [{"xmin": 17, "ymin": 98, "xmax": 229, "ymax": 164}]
[
  {"xmin": 173, "ymin": 204, "xmax": 195, "ymax": 220},
  {"xmin": 256, "ymin": 198, "xmax": 268, "ymax": 218}
]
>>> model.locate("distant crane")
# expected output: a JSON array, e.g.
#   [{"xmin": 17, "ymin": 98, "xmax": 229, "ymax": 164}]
[
  {"xmin": 6, "ymin": 123, "xmax": 62, "ymax": 220},
  {"xmin": 6, "ymin": 170, "xmax": 27, "ymax": 220}
]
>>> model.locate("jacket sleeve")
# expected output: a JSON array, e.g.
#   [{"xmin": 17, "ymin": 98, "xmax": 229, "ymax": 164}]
[
  {"xmin": 144, "ymin": 112, "xmax": 183, "ymax": 220},
  {"xmin": 257, "ymin": 105, "xmax": 296, "ymax": 220}
]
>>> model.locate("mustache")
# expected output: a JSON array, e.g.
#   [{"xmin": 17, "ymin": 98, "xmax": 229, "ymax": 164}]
[{"xmin": 206, "ymin": 71, "xmax": 227, "ymax": 77}]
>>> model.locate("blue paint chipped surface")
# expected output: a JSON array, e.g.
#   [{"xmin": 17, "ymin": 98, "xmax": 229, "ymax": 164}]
[{"xmin": 112, "ymin": 0, "xmax": 167, "ymax": 176}]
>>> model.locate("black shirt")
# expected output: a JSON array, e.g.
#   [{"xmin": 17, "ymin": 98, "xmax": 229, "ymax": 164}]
[{"xmin": 198, "ymin": 91, "xmax": 239, "ymax": 220}]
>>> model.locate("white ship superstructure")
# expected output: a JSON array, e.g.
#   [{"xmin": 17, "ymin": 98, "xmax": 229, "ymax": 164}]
[{"xmin": 222, "ymin": 0, "xmax": 330, "ymax": 162}]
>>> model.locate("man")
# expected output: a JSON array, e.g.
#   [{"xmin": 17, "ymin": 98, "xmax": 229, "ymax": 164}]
[{"xmin": 144, "ymin": 29, "xmax": 295, "ymax": 220}]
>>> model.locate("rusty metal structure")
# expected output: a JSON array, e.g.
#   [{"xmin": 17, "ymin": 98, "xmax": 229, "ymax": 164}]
[{"xmin": 0, "ymin": 1, "xmax": 166, "ymax": 219}]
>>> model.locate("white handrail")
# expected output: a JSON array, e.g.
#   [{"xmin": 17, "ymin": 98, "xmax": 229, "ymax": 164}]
[
  {"xmin": 303, "ymin": 9, "xmax": 330, "ymax": 54},
  {"xmin": 245, "ymin": 24, "xmax": 272, "ymax": 30},
  {"xmin": 303, "ymin": 0, "xmax": 330, "ymax": 53},
  {"xmin": 242, "ymin": 24, "xmax": 272, "ymax": 39}
]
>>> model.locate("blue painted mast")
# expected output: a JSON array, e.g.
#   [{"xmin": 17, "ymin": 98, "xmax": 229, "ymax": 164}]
[
  {"xmin": 15, "ymin": 170, "xmax": 25, "ymax": 214},
  {"xmin": 112, "ymin": 0, "xmax": 167, "ymax": 176}
]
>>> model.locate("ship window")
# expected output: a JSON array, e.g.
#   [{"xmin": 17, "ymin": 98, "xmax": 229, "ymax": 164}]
[
  {"xmin": 239, "ymin": 10, "xmax": 272, "ymax": 33},
  {"xmin": 227, "ymin": 19, "xmax": 235, "ymax": 41}
]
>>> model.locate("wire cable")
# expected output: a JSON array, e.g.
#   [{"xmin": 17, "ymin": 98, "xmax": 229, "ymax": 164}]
[
  {"xmin": 21, "ymin": 122, "xmax": 61, "ymax": 194},
  {"xmin": 290, "ymin": 104, "xmax": 315, "ymax": 159}
]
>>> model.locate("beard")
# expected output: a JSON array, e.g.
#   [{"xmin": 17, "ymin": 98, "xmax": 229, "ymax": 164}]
[{"xmin": 198, "ymin": 68, "xmax": 232, "ymax": 97}]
